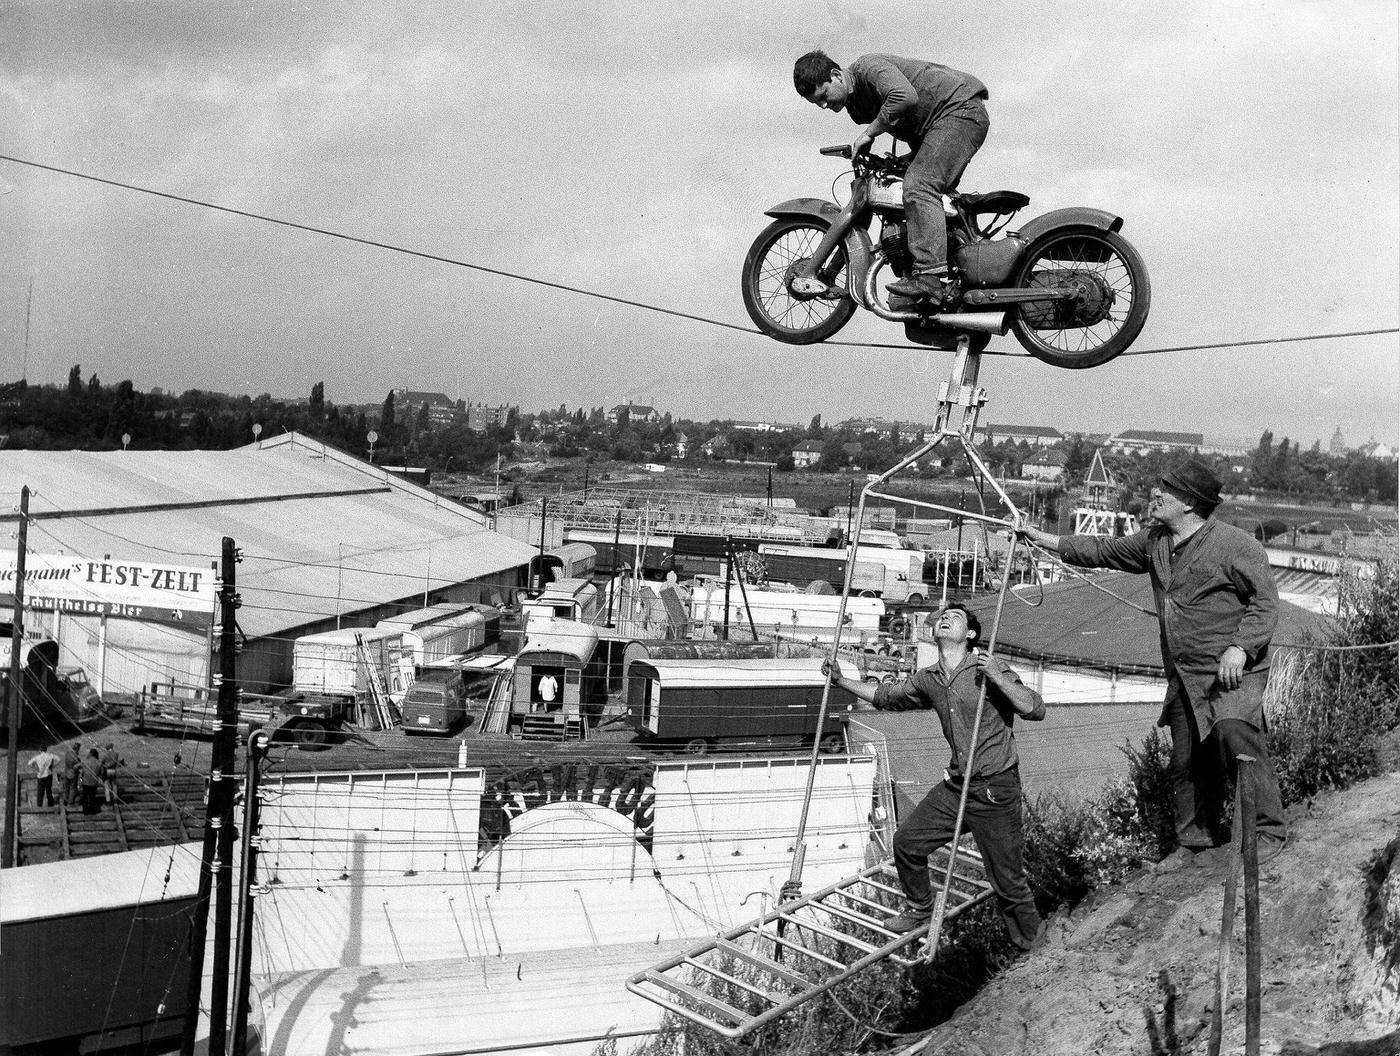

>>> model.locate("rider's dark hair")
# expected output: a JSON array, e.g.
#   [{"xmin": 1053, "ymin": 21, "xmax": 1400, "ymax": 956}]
[
  {"xmin": 944, "ymin": 603, "xmax": 981, "ymax": 646},
  {"xmin": 793, "ymin": 51, "xmax": 841, "ymax": 96}
]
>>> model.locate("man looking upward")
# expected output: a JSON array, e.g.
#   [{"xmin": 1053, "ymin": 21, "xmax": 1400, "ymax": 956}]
[
  {"xmin": 1019, "ymin": 458, "xmax": 1286, "ymax": 871},
  {"xmin": 794, "ymin": 50, "xmax": 990, "ymax": 305},
  {"xmin": 824, "ymin": 603, "xmax": 1045, "ymax": 949}
]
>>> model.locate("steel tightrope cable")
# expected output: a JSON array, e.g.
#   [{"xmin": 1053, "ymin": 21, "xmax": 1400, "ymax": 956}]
[{"xmin": 0, "ymin": 153, "xmax": 1394, "ymax": 358}]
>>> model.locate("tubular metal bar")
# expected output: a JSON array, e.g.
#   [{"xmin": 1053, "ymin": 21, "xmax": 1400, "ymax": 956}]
[
  {"xmin": 921, "ymin": 532, "xmax": 1023, "ymax": 964},
  {"xmin": 864, "ymin": 490, "xmax": 1013, "ymax": 529}
]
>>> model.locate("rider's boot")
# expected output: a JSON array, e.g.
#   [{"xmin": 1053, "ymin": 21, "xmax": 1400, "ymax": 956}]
[{"xmin": 887, "ymin": 268, "xmax": 955, "ymax": 306}]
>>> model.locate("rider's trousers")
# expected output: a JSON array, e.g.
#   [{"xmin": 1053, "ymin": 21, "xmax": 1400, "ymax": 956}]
[
  {"xmin": 892, "ymin": 765, "xmax": 1042, "ymax": 949},
  {"xmin": 903, "ymin": 100, "xmax": 990, "ymax": 274}
]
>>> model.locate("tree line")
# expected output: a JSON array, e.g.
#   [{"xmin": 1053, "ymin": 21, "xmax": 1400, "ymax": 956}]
[{"xmin": 1, "ymin": 373, "xmax": 1393, "ymax": 506}]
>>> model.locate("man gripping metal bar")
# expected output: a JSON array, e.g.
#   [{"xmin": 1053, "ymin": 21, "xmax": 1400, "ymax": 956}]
[{"xmin": 824, "ymin": 602, "xmax": 1046, "ymax": 950}]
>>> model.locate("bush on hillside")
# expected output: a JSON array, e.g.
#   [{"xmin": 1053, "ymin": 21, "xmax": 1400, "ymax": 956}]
[
  {"xmin": 1267, "ymin": 549, "xmax": 1398, "ymax": 805},
  {"xmin": 1121, "ymin": 727, "xmax": 1177, "ymax": 860}
]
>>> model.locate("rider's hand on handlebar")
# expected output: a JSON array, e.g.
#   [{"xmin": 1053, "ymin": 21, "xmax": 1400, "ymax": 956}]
[{"xmin": 850, "ymin": 130, "xmax": 875, "ymax": 158}]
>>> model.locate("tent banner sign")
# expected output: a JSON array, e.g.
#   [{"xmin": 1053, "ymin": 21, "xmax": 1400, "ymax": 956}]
[{"xmin": 1, "ymin": 552, "xmax": 216, "ymax": 630}]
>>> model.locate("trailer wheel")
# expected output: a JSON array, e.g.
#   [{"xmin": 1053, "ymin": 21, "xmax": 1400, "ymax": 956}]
[
  {"xmin": 683, "ymin": 738, "xmax": 711, "ymax": 757},
  {"xmin": 818, "ymin": 732, "xmax": 846, "ymax": 755},
  {"xmin": 905, "ymin": 592, "xmax": 925, "ymax": 606},
  {"xmin": 288, "ymin": 719, "xmax": 328, "ymax": 750}
]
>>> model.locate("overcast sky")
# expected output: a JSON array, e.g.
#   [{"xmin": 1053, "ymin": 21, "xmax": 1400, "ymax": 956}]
[{"xmin": 1, "ymin": 1, "xmax": 1396, "ymax": 448}]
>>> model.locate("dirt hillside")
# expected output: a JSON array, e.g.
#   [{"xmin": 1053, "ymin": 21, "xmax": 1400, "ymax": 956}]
[{"xmin": 897, "ymin": 736, "xmax": 1400, "ymax": 1056}]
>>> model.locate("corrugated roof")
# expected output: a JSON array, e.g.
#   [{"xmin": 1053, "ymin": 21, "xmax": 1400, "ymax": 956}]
[
  {"xmin": 0, "ymin": 434, "xmax": 537, "ymax": 637},
  {"xmin": 964, "ymin": 570, "xmax": 1327, "ymax": 672}
]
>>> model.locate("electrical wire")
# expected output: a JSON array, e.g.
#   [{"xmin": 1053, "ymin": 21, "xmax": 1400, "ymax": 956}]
[{"xmin": 0, "ymin": 153, "xmax": 1393, "ymax": 359}]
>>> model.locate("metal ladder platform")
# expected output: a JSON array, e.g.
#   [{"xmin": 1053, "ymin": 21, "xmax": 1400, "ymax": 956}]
[{"xmin": 626, "ymin": 844, "xmax": 992, "ymax": 1039}]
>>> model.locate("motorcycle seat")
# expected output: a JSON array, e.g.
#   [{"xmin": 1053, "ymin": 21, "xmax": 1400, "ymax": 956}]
[{"xmin": 955, "ymin": 190, "xmax": 1030, "ymax": 216}]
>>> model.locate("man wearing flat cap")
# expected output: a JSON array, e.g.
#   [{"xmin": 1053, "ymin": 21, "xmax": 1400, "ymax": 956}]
[{"xmin": 1018, "ymin": 458, "xmax": 1285, "ymax": 872}]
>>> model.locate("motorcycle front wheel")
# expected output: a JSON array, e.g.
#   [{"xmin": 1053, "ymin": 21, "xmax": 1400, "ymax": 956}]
[
  {"xmin": 741, "ymin": 218, "xmax": 857, "ymax": 344},
  {"xmin": 1009, "ymin": 227, "xmax": 1151, "ymax": 369}
]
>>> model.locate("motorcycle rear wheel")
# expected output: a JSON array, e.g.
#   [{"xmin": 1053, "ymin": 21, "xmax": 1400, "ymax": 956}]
[
  {"xmin": 1009, "ymin": 227, "xmax": 1151, "ymax": 369},
  {"xmin": 742, "ymin": 217, "xmax": 857, "ymax": 344}
]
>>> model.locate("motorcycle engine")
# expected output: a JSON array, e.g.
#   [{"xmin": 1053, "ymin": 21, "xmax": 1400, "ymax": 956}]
[{"xmin": 878, "ymin": 220, "xmax": 913, "ymax": 276}]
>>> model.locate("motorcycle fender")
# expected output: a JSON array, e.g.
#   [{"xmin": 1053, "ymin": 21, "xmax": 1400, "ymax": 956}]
[
  {"xmin": 764, "ymin": 197, "xmax": 843, "ymax": 222},
  {"xmin": 763, "ymin": 198, "xmax": 874, "ymax": 294},
  {"xmin": 1014, "ymin": 207, "xmax": 1123, "ymax": 246}
]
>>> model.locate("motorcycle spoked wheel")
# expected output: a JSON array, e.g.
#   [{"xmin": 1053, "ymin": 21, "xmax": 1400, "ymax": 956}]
[
  {"xmin": 1009, "ymin": 226, "xmax": 1151, "ymax": 369},
  {"xmin": 741, "ymin": 217, "xmax": 857, "ymax": 344}
]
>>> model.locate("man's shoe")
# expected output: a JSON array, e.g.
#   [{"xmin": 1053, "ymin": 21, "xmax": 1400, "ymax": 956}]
[
  {"xmin": 883, "ymin": 904, "xmax": 935, "ymax": 932},
  {"xmin": 1150, "ymin": 845, "xmax": 1209, "ymax": 875},
  {"xmin": 886, "ymin": 271, "xmax": 953, "ymax": 305}
]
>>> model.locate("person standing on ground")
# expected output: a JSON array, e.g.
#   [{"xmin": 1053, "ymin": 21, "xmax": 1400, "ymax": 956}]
[
  {"xmin": 1018, "ymin": 458, "xmax": 1286, "ymax": 871},
  {"xmin": 60, "ymin": 741, "xmax": 81, "ymax": 805},
  {"xmin": 793, "ymin": 50, "xmax": 990, "ymax": 305},
  {"xmin": 100, "ymin": 741, "xmax": 122, "ymax": 804},
  {"xmin": 28, "ymin": 745, "xmax": 59, "ymax": 807},
  {"xmin": 80, "ymin": 747, "xmax": 103, "ymax": 814},
  {"xmin": 823, "ymin": 603, "xmax": 1046, "ymax": 949}
]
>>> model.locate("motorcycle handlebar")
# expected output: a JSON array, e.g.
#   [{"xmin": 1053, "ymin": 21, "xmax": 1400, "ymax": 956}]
[{"xmin": 818, "ymin": 145, "xmax": 906, "ymax": 175}]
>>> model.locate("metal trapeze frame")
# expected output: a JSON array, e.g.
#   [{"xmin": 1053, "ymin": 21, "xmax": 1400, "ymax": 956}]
[{"xmin": 627, "ymin": 335, "xmax": 1030, "ymax": 1038}]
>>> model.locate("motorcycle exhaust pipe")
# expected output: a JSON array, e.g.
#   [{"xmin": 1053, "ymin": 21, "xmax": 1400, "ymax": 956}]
[
  {"xmin": 925, "ymin": 311, "xmax": 1008, "ymax": 335},
  {"xmin": 870, "ymin": 307, "xmax": 1009, "ymax": 334}
]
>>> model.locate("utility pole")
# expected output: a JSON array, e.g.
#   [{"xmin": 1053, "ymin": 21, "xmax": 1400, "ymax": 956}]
[
  {"xmin": 181, "ymin": 537, "xmax": 240, "ymax": 1054},
  {"xmin": 2, "ymin": 486, "xmax": 30, "ymax": 869},
  {"xmin": 230, "ymin": 729, "xmax": 269, "ymax": 1054},
  {"xmin": 536, "ymin": 497, "xmax": 549, "ymax": 591}
]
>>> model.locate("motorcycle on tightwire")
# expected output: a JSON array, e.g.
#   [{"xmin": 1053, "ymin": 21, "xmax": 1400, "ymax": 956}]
[{"xmin": 741, "ymin": 145, "xmax": 1151, "ymax": 368}]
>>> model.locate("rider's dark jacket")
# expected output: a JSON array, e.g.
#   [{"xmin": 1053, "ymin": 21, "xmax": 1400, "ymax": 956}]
[
  {"xmin": 1059, "ymin": 519, "xmax": 1279, "ymax": 734},
  {"xmin": 870, "ymin": 653, "xmax": 1044, "ymax": 783},
  {"xmin": 846, "ymin": 54, "xmax": 989, "ymax": 143}
]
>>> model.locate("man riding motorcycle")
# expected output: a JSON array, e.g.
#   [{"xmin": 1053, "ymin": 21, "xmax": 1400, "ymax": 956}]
[{"xmin": 793, "ymin": 50, "xmax": 990, "ymax": 306}]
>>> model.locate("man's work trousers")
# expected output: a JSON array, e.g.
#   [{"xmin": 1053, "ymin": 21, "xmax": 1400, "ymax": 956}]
[
  {"xmin": 892, "ymin": 766, "xmax": 1041, "ymax": 949},
  {"xmin": 903, "ymin": 101, "xmax": 990, "ymax": 274},
  {"xmin": 1164, "ymin": 694, "xmax": 1287, "ymax": 848}
]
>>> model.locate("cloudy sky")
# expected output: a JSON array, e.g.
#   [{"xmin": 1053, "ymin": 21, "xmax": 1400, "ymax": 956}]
[{"xmin": 1, "ymin": 1, "xmax": 1396, "ymax": 448}]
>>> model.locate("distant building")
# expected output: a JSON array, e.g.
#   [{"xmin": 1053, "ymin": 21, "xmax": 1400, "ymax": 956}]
[
  {"xmin": 466, "ymin": 402, "xmax": 514, "ymax": 432},
  {"xmin": 1356, "ymin": 438, "xmax": 1397, "ymax": 460},
  {"xmin": 730, "ymin": 419, "xmax": 799, "ymax": 433},
  {"xmin": 673, "ymin": 432, "xmax": 689, "ymax": 459},
  {"xmin": 980, "ymin": 424, "xmax": 1064, "ymax": 447},
  {"xmin": 792, "ymin": 440, "xmax": 824, "ymax": 469},
  {"xmin": 608, "ymin": 403, "xmax": 661, "ymax": 424},
  {"xmin": 1329, "ymin": 426, "xmax": 1347, "ymax": 456},
  {"xmin": 1021, "ymin": 448, "xmax": 1067, "ymax": 482},
  {"xmin": 1106, "ymin": 429, "xmax": 1204, "ymax": 455},
  {"xmin": 840, "ymin": 417, "xmax": 933, "ymax": 443},
  {"xmin": 394, "ymin": 389, "xmax": 454, "ymax": 410},
  {"xmin": 700, "ymin": 435, "xmax": 730, "ymax": 459}
]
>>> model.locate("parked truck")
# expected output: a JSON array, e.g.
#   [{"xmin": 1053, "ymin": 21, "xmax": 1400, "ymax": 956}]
[{"xmin": 283, "ymin": 627, "xmax": 415, "ymax": 740}]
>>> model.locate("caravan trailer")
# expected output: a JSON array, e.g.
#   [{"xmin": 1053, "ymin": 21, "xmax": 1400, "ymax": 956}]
[
  {"xmin": 625, "ymin": 657, "xmax": 857, "ymax": 755},
  {"xmin": 528, "ymin": 543, "xmax": 598, "ymax": 587},
  {"xmin": 508, "ymin": 620, "xmax": 607, "ymax": 741},
  {"xmin": 376, "ymin": 604, "xmax": 496, "ymax": 668},
  {"xmin": 520, "ymin": 578, "xmax": 602, "ymax": 632},
  {"xmin": 688, "ymin": 583, "xmax": 885, "ymax": 644}
]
